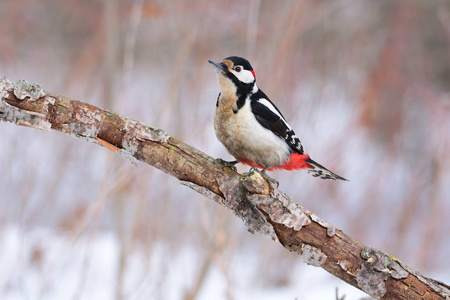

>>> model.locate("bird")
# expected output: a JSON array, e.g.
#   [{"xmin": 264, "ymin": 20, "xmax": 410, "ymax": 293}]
[{"xmin": 208, "ymin": 56, "xmax": 347, "ymax": 182}]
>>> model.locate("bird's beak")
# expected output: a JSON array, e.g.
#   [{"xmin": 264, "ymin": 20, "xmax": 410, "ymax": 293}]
[{"xmin": 208, "ymin": 60, "xmax": 227, "ymax": 72}]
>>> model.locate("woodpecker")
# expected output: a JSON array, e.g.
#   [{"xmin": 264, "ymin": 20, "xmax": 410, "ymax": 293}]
[{"xmin": 208, "ymin": 56, "xmax": 347, "ymax": 181}]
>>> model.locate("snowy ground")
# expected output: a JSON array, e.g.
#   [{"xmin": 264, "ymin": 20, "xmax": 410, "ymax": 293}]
[{"xmin": 0, "ymin": 226, "xmax": 371, "ymax": 300}]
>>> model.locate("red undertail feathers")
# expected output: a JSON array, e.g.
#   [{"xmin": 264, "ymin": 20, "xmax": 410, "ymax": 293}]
[{"xmin": 239, "ymin": 153, "xmax": 347, "ymax": 181}]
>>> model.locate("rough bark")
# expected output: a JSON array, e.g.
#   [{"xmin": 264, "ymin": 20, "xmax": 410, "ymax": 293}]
[{"xmin": 1, "ymin": 77, "xmax": 449, "ymax": 300}]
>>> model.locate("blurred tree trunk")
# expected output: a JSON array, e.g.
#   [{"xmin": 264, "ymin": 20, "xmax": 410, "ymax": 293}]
[{"xmin": 1, "ymin": 77, "xmax": 449, "ymax": 300}]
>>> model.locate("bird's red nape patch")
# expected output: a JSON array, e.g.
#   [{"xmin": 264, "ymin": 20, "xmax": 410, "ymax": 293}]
[
  {"xmin": 239, "ymin": 153, "xmax": 314, "ymax": 171},
  {"xmin": 251, "ymin": 70, "xmax": 256, "ymax": 79}
]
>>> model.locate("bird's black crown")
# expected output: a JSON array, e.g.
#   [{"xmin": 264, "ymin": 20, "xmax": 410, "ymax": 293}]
[{"xmin": 225, "ymin": 56, "xmax": 254, "ymax": 71}]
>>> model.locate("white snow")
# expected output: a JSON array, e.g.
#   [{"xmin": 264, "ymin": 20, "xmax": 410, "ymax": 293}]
[{"xmin": 0, "ymin": 226, "xmax": 372, "ymax": 300}]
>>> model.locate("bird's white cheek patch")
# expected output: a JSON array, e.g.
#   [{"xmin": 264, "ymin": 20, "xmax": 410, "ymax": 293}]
[{"xmin": 232, "ymin": 69, "xmax": 255, "ymax": 84}]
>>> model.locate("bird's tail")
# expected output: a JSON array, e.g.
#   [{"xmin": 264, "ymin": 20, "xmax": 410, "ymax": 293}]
[
  {"xmin": 304, "ymin": 156, "xmax": 348, "ymax": 181},
  {"xmin": 268, "ymin": 153, "xmax": 347, "ymax": 180},
  {"xmin": 242, "ymin": 153, "xmax": 348, "ymax": 181}
]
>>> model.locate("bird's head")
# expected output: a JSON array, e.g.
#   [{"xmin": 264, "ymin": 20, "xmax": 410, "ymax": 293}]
[{"xmin": 209, "ymin": 56, "xmax": 256, "ymax": 95}]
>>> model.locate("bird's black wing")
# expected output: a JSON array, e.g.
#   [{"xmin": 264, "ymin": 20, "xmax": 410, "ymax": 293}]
[{"xmin": 250, "ymin": 90, "xmax": 304, "ymax": 154}]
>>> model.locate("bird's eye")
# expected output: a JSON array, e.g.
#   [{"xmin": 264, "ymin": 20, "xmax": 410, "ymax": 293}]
[{"xmin": 235, "ymin": 66, "xmax": 242, "ymax": 72}]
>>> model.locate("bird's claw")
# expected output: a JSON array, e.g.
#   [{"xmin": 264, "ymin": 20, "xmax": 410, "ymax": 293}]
[
  {"xmin": 247, "ymin": 167, "xmax": 279, "ymax": 188},
  {"xmin": 214, "ymin": 158, "xmax": 238, "ymax": 172},
  {"xmin": 261, "ymin": 172, "xmax": 279, "ymax": 188}
]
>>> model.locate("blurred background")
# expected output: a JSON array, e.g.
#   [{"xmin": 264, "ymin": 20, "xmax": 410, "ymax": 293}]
[{"xmin": 1, "ymin": 0, "xmax": 449, "ymax": 299}]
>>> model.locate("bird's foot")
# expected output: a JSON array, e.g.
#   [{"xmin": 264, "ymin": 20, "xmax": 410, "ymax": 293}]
[
  {"xmin": 261, "ymin": 171, "xmax": 279, "ymax": 188},
  {"xmin": 214, "ymin": 158, "xmax": 238, "ymax": 172},
  {"xmin": 248, "ymin": 167, "xmax": 279, "ymax": 188}
]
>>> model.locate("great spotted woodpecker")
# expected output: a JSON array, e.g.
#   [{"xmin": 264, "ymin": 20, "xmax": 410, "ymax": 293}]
[{"xmin": 209, "ymin": 56, "xmax": 347, "ymax": 181}]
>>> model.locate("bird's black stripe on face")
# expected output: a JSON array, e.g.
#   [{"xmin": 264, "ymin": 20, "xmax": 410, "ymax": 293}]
[
  {"xmin": 220, "ymin": 56, "xmax": 256, "ymax": 113},
  {"xmin": 235, "ymin": 94, "xmax": 247, "ymax": 112},
  {"xmin": 226, "ymin": 73, "xmax": 254, "ymax": 113}
]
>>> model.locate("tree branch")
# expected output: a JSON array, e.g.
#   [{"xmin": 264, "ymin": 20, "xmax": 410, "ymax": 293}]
[{"xmin": 1, "ymin": 77, "xmax": 449, "ymax": 300}]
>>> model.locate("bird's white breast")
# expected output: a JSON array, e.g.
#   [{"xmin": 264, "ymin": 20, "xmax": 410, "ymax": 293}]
[{"xmin": 214, "ymin": 97, "xmax": 291, "ymax": 168}]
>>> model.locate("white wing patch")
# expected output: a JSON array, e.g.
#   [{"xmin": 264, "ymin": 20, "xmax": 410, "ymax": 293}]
[{"xmin": 256, "ymin": 98, "xmax": 292, "ymax": 130}]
